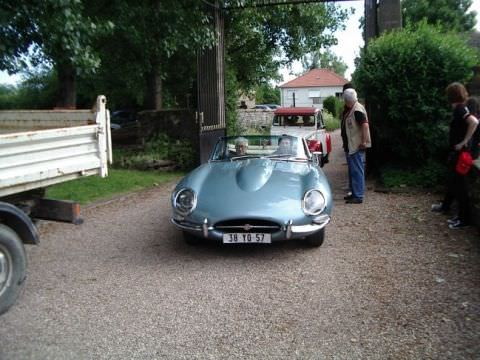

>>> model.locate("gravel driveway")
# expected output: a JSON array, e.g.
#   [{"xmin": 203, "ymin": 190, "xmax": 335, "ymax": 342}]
[{"xmin": 1, "ymin": 131, "xmax": 479, "ymax": 359}]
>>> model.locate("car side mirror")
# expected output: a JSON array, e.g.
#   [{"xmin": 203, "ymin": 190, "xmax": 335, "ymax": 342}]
[{"xmin": 311, "ymin": 151, "xmax": 323, "ymax": 166}]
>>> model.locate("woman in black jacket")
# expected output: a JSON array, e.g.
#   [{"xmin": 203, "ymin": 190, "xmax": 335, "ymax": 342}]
[{"xmin": 431, "ymin": 82, "xmax": 479, "ymax": 229}]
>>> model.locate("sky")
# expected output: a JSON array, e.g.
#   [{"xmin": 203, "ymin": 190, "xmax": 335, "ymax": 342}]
[
  {"xmin": 279, "ymin": 0, "xmax": 480, "ymax": 84},
  {"xmin": 279, "ymin": 0, "xmax": 364, "ymax": 83},
  {"xmin": 1, "ymin": 0, "xmax": 480, "ymax": 86}
]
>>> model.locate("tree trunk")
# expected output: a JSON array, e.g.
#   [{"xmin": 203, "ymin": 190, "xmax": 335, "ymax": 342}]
[
  {"xmin": 145, "ymin": 66, "xmax": 163, "ymax": 110},
  {"xmin": 56, "ymin": 62, "xmax": 76, "ymax": 109}
]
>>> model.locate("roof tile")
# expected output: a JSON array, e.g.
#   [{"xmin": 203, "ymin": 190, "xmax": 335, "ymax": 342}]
[{"xmin": 279, "ymin": 68, "xmax": 348, "ymax": 88}]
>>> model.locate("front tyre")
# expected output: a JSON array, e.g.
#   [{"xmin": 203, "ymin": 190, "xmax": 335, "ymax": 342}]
[
  {"xmin": 0, "ymin": 224, "xmax": 27, "ymax": 315},
  {"xmin": 183, "ymin": 231, "xmax": 201, "ymax": 245},
  {"xmin": 305, "ymin": 228, "xmax": 325, "ymax": 247},
  {"xmin": 321, "ymin": 154, "xmax": 329, "ymax": 167}
]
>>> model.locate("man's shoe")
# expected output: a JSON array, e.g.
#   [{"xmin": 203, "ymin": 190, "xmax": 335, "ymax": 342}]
[
  {"xmin": 447, "ymin": 216, "xmax": 459, "ymax": 225},
  {"xmin": 448, "ymin": 220, "xmax": 470, "ymax": 230},
  {"xmin": 346, "ymin": 197, "xmax": 363, "ymax": 204},
  {"xmin": 344, "ymin": 194, "xmax": 354, "ymax": 200}
]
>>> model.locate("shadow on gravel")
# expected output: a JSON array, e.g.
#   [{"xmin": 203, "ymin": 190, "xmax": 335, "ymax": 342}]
[{"xmin": 161, "ymin": 229, "xmax": 321, "ymax": 261}]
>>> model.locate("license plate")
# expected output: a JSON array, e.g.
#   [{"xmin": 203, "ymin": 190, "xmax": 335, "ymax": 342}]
[{"xmin": 223, "ymin": 233, "xmax": 271, "ymax": 244}]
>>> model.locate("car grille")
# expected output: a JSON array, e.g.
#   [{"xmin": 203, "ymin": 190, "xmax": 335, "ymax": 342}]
[{"xmin": 214, "ymin": 219, "xmax": 281, "ymax": 233}]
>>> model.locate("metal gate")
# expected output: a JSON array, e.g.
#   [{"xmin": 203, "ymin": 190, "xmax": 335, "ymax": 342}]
[{"xmin": 197, "ymin": 1, "xmax": 226, "ymax": 164}]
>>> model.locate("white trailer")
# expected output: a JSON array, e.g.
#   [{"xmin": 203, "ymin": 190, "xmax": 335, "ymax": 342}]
[{"xmin": 0, "ymin": 95, "xmax": 112, "ymax": 315}]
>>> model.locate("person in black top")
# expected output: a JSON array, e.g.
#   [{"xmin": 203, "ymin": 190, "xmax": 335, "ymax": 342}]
[
  {"xmin": 466, "ymin": 96, "xmax": 480, "ymax": 159},
  {"xmin": 431, "ymin": 82, "xmax": 479, "ymax": 229}
]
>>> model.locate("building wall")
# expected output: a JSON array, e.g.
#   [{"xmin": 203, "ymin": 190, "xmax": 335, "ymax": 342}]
[{"xmin": 280, "ymin": 86, "xmax": 343, "ymax": 108}]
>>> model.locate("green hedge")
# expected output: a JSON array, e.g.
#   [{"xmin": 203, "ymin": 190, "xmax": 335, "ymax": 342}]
[
  {"xmin": 323, "ymin": 96, "xmax": 343, "ymax": 118},
  {"xmin": 353, "ymin": 24, "xmax": 478, "ymax": 172}
]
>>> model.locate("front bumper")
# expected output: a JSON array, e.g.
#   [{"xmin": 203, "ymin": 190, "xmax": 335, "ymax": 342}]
[{"xmin": 170, "ymin": 214, "xmax": 330, "ymax": 242}]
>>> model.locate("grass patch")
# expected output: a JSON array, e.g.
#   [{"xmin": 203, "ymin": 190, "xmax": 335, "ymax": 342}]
[{"xmin": 46, "ymin": 169, "xmax": 184, "ymax": 205}]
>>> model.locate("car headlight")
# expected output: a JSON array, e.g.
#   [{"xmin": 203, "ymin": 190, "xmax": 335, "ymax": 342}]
[
  {"xmin": 173, "ymin": 188, "xmax": 197, "ymax": 215},
  {"xmin": 302, "ymin": 189, "xmax": 326, "ymax": 216}
]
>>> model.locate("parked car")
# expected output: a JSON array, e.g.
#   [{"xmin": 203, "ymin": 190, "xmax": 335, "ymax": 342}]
[
  {"xmin": 253, "ymin": 104, "xmax": 274, "ymax": 110},
  {"xmin": 110, "ymin": 109, "xmax": 137, "ymax": 130},
  {"xmin": 110, "ymin": 109, "xmax": 139, "ymax": 144},
  {"xmin": 264, "ymin": 104, "xmax": 281, "ymax": 110},
  {"xmin": 271, "ymin": 107, "xmax": 331, "ymax": 166},
  {"xmin": 171, "ymin": 134, "xmax": 332, "ymax": 247},
  {"xmin": 254, "ymin": 104, "xmax": 281, "ymax": 110}
]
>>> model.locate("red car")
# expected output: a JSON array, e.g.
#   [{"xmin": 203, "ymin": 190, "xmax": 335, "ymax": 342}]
[{"xmin": 271, "ymin": 107, "xmax": 331, "ymax": 166}]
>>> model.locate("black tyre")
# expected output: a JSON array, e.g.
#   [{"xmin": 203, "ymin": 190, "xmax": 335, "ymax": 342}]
[
  {"xmin": 0, "ymin": 224, "xmax": 27, "ymax": 316},
  {"xmin": 305, "ymin": 228, "xmax": 325, "ymax": 247},
  {"xmin": 183, "ymin": 231, "xmax": 201, "ymax": 245},
  {"xmin": 321, "ymin": 154, "xmax": 329, "ymax": 167}
]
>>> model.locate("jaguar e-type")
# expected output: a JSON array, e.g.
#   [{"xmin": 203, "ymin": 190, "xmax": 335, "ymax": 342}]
[{"xmin": 171, "ymin": 135, "xmax": 332, "ymax": 246}]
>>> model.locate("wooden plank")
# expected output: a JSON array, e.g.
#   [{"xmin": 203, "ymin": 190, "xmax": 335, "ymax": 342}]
[{"xmin": 31, "ymin": 198, "xmax": 83, "ymax": 224}]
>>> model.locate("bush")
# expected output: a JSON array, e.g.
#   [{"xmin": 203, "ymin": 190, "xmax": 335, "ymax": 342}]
[
  {"xmin": 353, "ymin": 23, "xmax": 478, "ymax": 173},
  {"xmin": 255, "ymin": 83, "xmax": 280, "ymax": 104},
  {"xmin": 323, "ymin": 110, "xmax": 340, "ymax": 131},
  {"xmin": 380, "ymin": 161, "xmax": 446, "ymax": 188},
  {"xmin": 323, "ymin": 96, "xmax": 343, "ymax": 118},
  {"xmin": 0, "ymin": 70, "xmax": 57, "ymax": 109}
]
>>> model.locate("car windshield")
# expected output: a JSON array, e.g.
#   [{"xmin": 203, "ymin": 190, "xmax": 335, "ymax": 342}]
[
  {"xmin": 273, "ymin": 115, "xmax": 316, "ymax": 127},
  {"xmin": 211, "ymin": 135, "xmax": 309, "ymax": 161}
]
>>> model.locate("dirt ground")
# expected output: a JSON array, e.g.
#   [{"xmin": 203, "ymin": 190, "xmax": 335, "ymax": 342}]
[{"xmin": 0, "ymin": 130, "xmax": 479, "ymax": 359}]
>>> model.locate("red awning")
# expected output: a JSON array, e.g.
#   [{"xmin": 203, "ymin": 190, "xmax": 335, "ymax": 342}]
[{"xmin": 274, "ymin": 107, "xmax": 320, "ymax": 116}]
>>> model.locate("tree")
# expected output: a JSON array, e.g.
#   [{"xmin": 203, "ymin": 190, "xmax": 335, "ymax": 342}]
[
  {"xmin": 0, "ymin": 0, "xmax": 112, "ymax": 108},
  {"xmin": 301, "ymin": 49, "xmax": 348, "ymax": 77},
  {"xmin": 255, "ymin": 83, "xmax": 280, "ymax": 105},
  {"xmin": 402, "ymin": 0, "xmax": 477, "ymax": 32},
  {"xmin": 82, "ymin": 0, "xmax": 217, "ymax": 110},
  {"xmin": 224, "ymin": 3, "xmax": 350, "ymax": 90},
  {"xmin": 0, "ymin": 0, "xmax": 217, "ymax": 109}
]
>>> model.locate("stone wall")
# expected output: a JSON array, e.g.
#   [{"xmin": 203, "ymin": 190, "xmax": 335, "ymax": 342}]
[{"xmin": 237, "ymin": 109, "xmax": 274, "ymax": 130}]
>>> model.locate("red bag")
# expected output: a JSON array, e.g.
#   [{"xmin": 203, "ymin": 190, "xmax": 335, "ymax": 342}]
[{"xmin": 456, "ymin": 150, "xmax": 473, "ymax": 175}]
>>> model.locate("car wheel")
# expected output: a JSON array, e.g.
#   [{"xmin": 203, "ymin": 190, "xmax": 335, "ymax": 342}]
[
  {"xmin": 0, "ymin": 224, "xmax": 27, "ymax": 316},
  {"xmin": 183, "ymin": 231, "xmax": 201, "ymax": 245},
  {"xmin": 305, "ymin": 228, "xmax": 325, "ymax": 247},
  {"xmin": 321, "ymin": 154, "xmax": 329, "ymax": 167}
]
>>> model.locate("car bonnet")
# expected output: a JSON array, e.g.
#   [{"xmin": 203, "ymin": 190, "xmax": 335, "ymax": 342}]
[{"xmin": 178, "ymin": 158, "xmax": 330, "ymax": 222}]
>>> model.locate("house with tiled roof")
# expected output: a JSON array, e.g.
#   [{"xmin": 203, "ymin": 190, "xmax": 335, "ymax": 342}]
[{"xmin": 279, "ymin": 68, "xmax": 348, "ymax": 109}]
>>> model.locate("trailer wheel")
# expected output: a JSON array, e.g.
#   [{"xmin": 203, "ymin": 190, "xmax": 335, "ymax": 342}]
[{"xmin": 0, "ymin": 224, "xmax": 27, "ymax": 315}]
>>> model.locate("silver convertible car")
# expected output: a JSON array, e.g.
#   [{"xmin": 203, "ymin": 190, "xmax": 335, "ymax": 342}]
[{"xmin": 171, "ymin": 135, "xmax": 332, "ymax": 247}]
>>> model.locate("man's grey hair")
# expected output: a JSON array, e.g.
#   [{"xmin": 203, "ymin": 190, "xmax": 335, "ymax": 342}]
[
  {"xmin": 235, "ymin": 137, "xmax": 248, "ymax": 146},
  {"xmin": 343, "ymin": 88, "xmax": 358, "ymax": 103}
]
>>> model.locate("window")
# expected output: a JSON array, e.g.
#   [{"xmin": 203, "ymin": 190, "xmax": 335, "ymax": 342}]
[
  {"xmin": 335, "ymin": 92, "xmax": 343, "ymax": 98},
  {"xmin": 312, "ymin": 97, "xmax": 322, "ymax": 104},
  {"xmin": 308, "ymin": 90, "xmax": 321, "ymax": 98}
]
